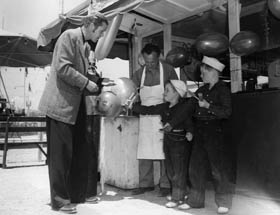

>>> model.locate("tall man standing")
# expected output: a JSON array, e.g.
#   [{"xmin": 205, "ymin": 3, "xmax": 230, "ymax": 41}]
[
  {"xmin": 39, "ymin": 13, "xmax": 108, "ymax": 214},
  {"xmin": 132, "ymin": 43, "xmax": 178, "ymax": 196}
]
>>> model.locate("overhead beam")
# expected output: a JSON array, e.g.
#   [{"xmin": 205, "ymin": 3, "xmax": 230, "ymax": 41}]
[
  {"xmin": 171, "ymin": 36, "xmax": 195, "ymax": 44},
  {"xmin": 240, "ymin": 1, "xmax": 266, "ymax": 17},
  {"xmin": 168, "ymin": 0, "xmax": 227, "ymax": 23},
  {"xmin": 136, "ymin": 0, "xmax": 227, "ymax": 24},
  {"xmin": 213, "ymin": 1, "xmax": 267, "ymax": 17},
  {"xmin": 139, "ymin": 26, "xmax": 164, "ymax": 38}
]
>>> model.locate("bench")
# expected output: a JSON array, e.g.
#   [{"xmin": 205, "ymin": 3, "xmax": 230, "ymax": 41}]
[{"xmin": 0, "ymin": 116, "xmax": 47, "ymax": 168}]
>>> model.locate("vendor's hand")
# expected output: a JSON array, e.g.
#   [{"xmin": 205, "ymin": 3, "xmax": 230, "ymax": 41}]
[
  {"xmin": 86, "ymin": 80, "xmax": 99, "ymax": 93},
  {"xmin": 186, "ymin": 132, "xmax": 193, "ymax": 141},
  {"xmin": 162, "ymin": 123, "xmax": 172, "ymax": 132},
  {"xmin": 124, "ymin": 100, "xmax": 133, "ymax": 109},
  {"xmin": 198, "ymin": 99, "xmax": 210, "ymax": 109},
  {"xmin": 102, "ymin": 78, "xmax": 115, "ymax": 86}
]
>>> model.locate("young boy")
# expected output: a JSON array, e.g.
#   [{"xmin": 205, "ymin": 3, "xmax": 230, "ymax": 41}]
[{"xmin": 132, "ymin": 80, "xmax": 193, "ymax": 208}]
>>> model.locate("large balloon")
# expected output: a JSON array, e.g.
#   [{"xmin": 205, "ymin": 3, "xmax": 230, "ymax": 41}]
[
  {"xmin": 95, "ymin": 14, "xmax": 123, "ymax": 60},
  {"xmin": 195, "ymin": 32, "xmax": 229, "ymax": 57},
  {"xmin": 230, "ymin": 31, "xmax": 261, "ymax": 56},
  {"xmin": 110, "ymin": 77, "xmax": 138, "ymax": 106},
  {"xmin": 165, "ymin": 47, "xmax": 191, "ymax": 68},
  {"xmin": 268, "ymin": 0, "xmax": 280, "ymax": 19},
  {"xmin": 96, "ymin": 91, "xmax": 122, "ymax": 117},
  {"xmin": 96, "ymin": 77, "xmax": 138, "ymax": 117}
]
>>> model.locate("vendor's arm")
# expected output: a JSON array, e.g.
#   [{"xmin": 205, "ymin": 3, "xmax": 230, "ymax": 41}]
[
  {"xmin": 131, "ymin": 67, "xmax": 144, "ymax": 88},
  {"xmin": 132, "ymin": 102, "xmax": 168, "ymax": 115}
]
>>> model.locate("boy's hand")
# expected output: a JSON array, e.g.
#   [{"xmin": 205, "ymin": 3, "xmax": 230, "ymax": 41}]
[
  {"xmin": 186, "ymin": 132, "xmax": 193, "ymax": 141},
  {"xmin": 198, "ymin": 99, "xmax": 210, "ymax": 109},
  {"xmin": 162, "ymin": 123, "xmax": 172, "ymax": 132}
]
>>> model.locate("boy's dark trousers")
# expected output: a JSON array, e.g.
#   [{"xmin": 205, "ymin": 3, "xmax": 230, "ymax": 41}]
[
  {"xmin": 164, "ymin": 134, "xmax": 191, "ymax": 202},
  {"xmin": 187, "ymin": 121, "xmax": 234, "ymax": 208}
]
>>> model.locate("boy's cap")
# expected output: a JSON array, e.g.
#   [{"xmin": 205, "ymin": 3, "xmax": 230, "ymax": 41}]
[
  {"xmin": 170, "ymin": 80, "xmax": 187, "ymax": 98},
  {"xmin": 202, "ymin": 56, "xmax": 225, "ymax": 72}
]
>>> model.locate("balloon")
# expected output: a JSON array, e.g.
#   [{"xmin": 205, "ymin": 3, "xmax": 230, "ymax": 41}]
[
  {"xmin": 230, "ymin": 31, "xmax": 261, "ymax": 56},
  {"xmin": 96, "ymin": 77, "xmax": 138, "ymax": 117},
  {"xmin": 195, "ymin": 32, "xmax": 229, "ymax": 57},
  {"xmin": 95, "ymin": 14, "xmax": 123, "ymax": 60},
  {"xmin": 268, "ymin": 0, "xmax": 280, "ymax": 19},
  {"xmin": 96, "ymin": 91, "xmax": 122, "ymax": 117},
  {"xmin": 165, "ymin": 47, "xmax": 191, "ymax": 68},
  {"xmin": 110, "ymin": 77, "xmax": 138, "ymax": 106}
]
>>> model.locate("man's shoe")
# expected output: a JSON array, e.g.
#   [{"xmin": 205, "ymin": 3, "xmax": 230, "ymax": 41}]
[
  {"xmin": 217, "ymin": 207, "xmax": 229, "ymax": 214},
  {"xmin": 158, "ymin": 188, "xmax": 171, "ymax": 197},
  {"xmin": 85, "ymin": 196, "xmax": 100, "ymax": 204},
  {"xmin": 59, "ymin": 203, "xmax": 77, "ymax": 214},
  {"xmin": 131, "ymin": 187, "xmax": 154, "ymax": 195}
]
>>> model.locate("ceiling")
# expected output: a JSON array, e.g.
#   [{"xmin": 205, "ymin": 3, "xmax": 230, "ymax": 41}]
[
  {"xmin": 114, "ymin": 0, "xmax": 280, "ymax": 77},
  {"xmin": 40, "ymin": 0, "xmax": 280, "ymax": 77},
  {"xmin": 117, "ymin": 0, "xmax": 272, "ymax": 43},
  {"xmin": 117, "ymin": 0, "xmax": 228, "ymax": 38},
  {"xmin": 112, "ymin": 0, "xmax": 280, "ymax": 54}
]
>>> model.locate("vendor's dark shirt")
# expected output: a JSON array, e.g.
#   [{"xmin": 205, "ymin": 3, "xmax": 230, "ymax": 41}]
[
  {"xmin": 132, "ymin": 100, "xmax": 193, "ymax": 133},
  {"xmin": 132, "ymin": 61, "xmax": 178, "ymax": 87},
  {"xmin": 190, "ymin": 81, "xmax": 232, "ymax": 120}
]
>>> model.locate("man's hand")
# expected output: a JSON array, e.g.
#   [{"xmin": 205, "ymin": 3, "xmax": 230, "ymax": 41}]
[
  {"xmin": 198, "ymin": 99, "xmax": 210, "ymax": 109},
  {"xmin": 186, "ymin": 132, "xmax": 193, "ymax": 141},
  {"xmin": 102, "ymin": 78, "xmax": 115, "ymax": 86},
  {"xmin": 86, "ymin": 80, "xmax": 99, "ymax": 93}
]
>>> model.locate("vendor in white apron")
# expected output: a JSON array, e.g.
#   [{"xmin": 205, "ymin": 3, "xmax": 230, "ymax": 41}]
[{"xmin": 131, "ymin": 43, "xmax": 178, "ymax": 196}]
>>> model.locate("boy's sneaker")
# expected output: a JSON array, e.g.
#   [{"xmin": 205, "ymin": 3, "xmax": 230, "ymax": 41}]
[
  {"xmin": 177, "ymin": 202, "xmax": 191, "ymax": 210},
  {"xmin": 165, "ymin": 201, "xmax": 178, "ymax": 208},
  {"xmin": 217, "ymin": 207, "xmax": 229, "ymax": 214}
]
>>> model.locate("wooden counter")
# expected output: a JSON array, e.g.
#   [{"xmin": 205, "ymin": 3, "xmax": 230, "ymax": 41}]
[{"xmin": 99, "ymin": 116, "xmax": 140, "ymax": 190}]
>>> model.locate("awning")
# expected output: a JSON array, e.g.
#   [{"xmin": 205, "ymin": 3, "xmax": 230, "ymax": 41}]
[
  {"xmin": 37, "ymin": 0, "xmax": 147, "ymax": 60},
  {"xmin": 0, "ymin": 29, "xmax": 52, "ymax": 67}
]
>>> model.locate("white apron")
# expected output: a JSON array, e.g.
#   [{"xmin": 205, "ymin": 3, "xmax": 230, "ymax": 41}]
[{"xmin": 137, "ymin": 63, "xmax": 165, "ymax": 160}]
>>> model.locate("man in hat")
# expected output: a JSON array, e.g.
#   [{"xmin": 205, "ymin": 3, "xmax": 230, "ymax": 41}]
[
  {"xmin": 39, "ymin": 13, "xmax": 108, "ymax": 214},
  {"xmin": 180, "ymin": 56, "xmax": 234, "ymax": 214}
]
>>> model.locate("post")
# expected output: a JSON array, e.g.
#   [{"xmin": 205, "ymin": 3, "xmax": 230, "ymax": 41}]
[
  {"xmin": 131, "ymin": 35, "xmax": 142, "ymax": 79},
  {"xmin": 163, "ymin": 24, "xmax": 172, "ymax": 57},
  {"xmin": 228, "ymin": 0, "xmax": 242, "ymax": 93}
]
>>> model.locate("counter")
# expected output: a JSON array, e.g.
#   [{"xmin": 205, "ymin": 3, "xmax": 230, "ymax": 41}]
[{"xmin": 99, "ymin": 116, "xmax": 140, "ymax": 190}]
